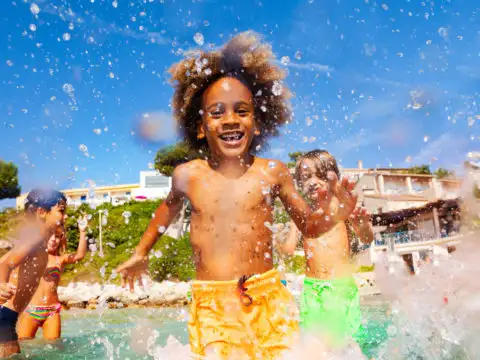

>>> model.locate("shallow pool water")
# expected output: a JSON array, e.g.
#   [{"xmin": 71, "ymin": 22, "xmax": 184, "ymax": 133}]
[{"xmin": 17, "ymin": 301, "xmax": 391, "ymax": 359}]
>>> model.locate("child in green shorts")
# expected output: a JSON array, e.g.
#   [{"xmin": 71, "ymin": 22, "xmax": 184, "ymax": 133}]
[{"xmin": 280, "ymin": 150, "xmax": 374, "ymax": 348}]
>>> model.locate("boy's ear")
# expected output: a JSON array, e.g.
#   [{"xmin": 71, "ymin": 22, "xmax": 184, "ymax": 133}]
[
  {"xmin": 197, "ymin": 122, "xmax": 205, "ymax": 139},
  {"xmin": 37, "ymin": 208, "xmax": 47, "ymax": 221}
]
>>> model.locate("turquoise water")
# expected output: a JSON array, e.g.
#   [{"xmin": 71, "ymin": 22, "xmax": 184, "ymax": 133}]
[{"xmin": 18, "ymin": 303, "xmax": 390, "ymax": 359}]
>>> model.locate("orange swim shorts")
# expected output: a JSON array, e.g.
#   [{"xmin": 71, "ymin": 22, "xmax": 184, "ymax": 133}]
[{"xmin": 188, "ymin": 269, "xmax": 299, "ymax": 359}]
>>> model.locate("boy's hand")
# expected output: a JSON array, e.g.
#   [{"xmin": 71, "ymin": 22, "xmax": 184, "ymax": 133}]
[
  {"xmin": 116, "ymin": 253, "xmax": 149, "ymax": 292},
  {"xmin": 325, "ymin": 171, "xmax": 357, "ymax": 222},
  {"xmin": 0, "ymin": 283, "xmax": 16, "ymax": 305},
  {"xmin": 349, "ymin": 207, "xmax": 371, "ymax": 226}
]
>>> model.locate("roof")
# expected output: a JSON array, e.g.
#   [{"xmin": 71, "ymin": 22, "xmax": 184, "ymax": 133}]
[{"xmin": 372, "ymin": 198, "xmax": 460, "ymax": 226}]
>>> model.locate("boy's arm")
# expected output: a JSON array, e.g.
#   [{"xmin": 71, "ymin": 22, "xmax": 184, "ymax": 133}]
[
  {"xmin": 276, "ymin": 162, "xmax": 357, "ymax": 239},
  {"xmin": 117, "ymin": 166, "xmax": 186, "ymax": 290},
  {"xmin": 349, "ymin": 207, "xmax": 374, "ymax": 244},
  {"xmin": 0, "ymin": 244, "xmax": 32, "ymax": 283},
  {"xmin": 63, "ymin": 219, "xmax": 88, "ymax": 264}
]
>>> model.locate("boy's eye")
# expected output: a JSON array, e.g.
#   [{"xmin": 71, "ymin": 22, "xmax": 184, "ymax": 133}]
[
  {"xmin": 209, "ymin": 110, "xmax": 223, "ymax": 117},
  {"xmin": 237, "ymin": 109, "xmax": 249, "ymax": 115}
]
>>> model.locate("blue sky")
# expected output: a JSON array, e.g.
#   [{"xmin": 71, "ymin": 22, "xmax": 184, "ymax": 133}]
[{"xmin": 1, "ymin": 0, "xmax": 479, "ymax": 207}]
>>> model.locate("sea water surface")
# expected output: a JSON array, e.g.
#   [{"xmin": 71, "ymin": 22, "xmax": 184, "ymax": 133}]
[{"xmin": 18, "ymin": 300, "xmax": 390, "ymax": 360}]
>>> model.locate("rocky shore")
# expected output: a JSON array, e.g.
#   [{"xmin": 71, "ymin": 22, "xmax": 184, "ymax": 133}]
[{"xmin": 59, "ymin": 272, "xmax": 379, "ymax": 310}]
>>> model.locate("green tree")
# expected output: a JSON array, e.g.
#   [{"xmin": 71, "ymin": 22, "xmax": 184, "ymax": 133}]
[
  {"xmin": 154, "ymin": 141, "xmax": 205, "ymax": 177},
  {"xmin": 0, "ymin": 161, "xmax": 21, "ymax": 200},
  {"xmin": 406, "ymin": 164, "xmax": 431, "ymax": 175},
  {"xmin": 474, "ymin": 184, "xmax": 480, "ymax": 199},
  {"xmin": 434, "ymin": 167, "xmax": 454, "ymax": 179},
  {"xmin": 287, "ymin": 151, "xmax": 305, "ymax": 168}
]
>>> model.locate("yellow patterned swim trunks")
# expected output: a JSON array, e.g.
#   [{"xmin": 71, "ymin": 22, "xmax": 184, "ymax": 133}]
[{"xmin": 188, "ymin": 269, "xmax": 299, "ymax": 359}]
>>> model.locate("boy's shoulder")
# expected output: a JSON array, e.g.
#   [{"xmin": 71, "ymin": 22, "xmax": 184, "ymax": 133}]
[
  {"xmin": 172, "ymin": 159, "xmax": 209, "ymax": 184},
  {"xmin": 253, "ymin": 157, "xmax": 291, "ymax": 178}
]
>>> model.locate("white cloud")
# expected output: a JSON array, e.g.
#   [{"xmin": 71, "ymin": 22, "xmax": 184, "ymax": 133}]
[
  {"xmin": 411, "ymin": 133, "xmax": 469, "ymax": 168},
  {"xmin": 284, "ymin": 61, "xmax": 333, "ymax": 73}
]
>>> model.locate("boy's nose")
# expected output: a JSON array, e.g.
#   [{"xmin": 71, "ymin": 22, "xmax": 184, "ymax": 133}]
[{"xmin": 221, "ymin": 121, "xmax": 241, "ymax": 131}]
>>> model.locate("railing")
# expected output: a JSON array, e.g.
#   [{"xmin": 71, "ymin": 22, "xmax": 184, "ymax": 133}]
[{"xmin": 375, "ymin": 229, "xmax": 437, "ymax": 246}]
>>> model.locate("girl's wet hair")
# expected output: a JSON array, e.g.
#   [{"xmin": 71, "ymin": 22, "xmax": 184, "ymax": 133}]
[
  {"xmin": 169, "ymin": 31, "xmax": 291, "ymax": 152},
  {"xmin": 24, "ymin": 188, "xmax": 66, "ymax": 214},
  {"xmin": 294, "ymin": 150, "xmax": 341, "ymax": 186}
]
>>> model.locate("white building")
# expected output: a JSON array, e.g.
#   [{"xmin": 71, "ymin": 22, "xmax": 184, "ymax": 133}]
[{"xmin": 16, "ymin": 171, "xmax": 172, "ymax": 209}]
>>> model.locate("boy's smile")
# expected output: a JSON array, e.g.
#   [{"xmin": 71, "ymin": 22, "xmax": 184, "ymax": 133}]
[{"xmin": 200, "ymin": 77, "xmax": 256, "ymax": 159}]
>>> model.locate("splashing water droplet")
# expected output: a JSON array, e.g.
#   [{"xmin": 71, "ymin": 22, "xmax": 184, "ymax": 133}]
[
  {"xmin": 255, "ymin": 144, "xmax": 261, "ymax": 151},
  {"xmin": 264, "ymin": 252, "xmax": 271, "ymax": 259},
  {"xmin": 6, "ymin": 60, "xmax": 13, "ymax": 67},
  {"xmin": 294, "ymin": 51, "xmax": 302, "ymax": 60},
  {"xmin": 62, "ymin": 83, "xmax": 74, "ymax": 94},
  {"xmin": 438, "ymin": 27, "xmax": 448, "ymax": 38},
  {"xmin": 62, "ymin": 33, "xmax": 71, "ymax": 41},
  {"xmin": 381, "ymin": 4, "xmax": 389, "ymax": 11},
  {"xmin": 29, "ymin": 24, "xmax": 37, "ymax": 32},
  {"xmin": 109, "ymin": 72, "xmax": 115, "ymax": 79},
  {"xmin": 30, "ymin": 3, "xmax": 40, "ymax": 15},
  {"xmin": 87, "ymin": 214, "xmax": 93, "ymax": 221},
  {"xmin": 158, "ymin": 226, "xmax": 166, "ymax": 233},
  {"xmin": 268, "ymin": 161, "xmax": 277, "ymax": 169},
  {"xmin": 424, "ymin": 136, "xmax": 430, "ymax": 142},
  {"xmin": 122, "ymin": 211, "xmax": 131, "ymax": 224},
  {"xmin": 280, "ymin": 56, "xmax": 290, "ymax": 65},
  {"xmin": 112, "ymin": 0, "xmax": 118, "ymax": 8},
  {"xmin": 261, "ymin": 187, "xmax": 271, "ymax": 195},
  {"xmin": 93, "ymin": 128, "xmax": 102, "ymax": 135},
  {"xmin": 193, "ymin": 32, "xmax": 204, "ymax": 46},
  {"xmin": 272, "ymin": 81, "xmax": 283, "ymax": 96},
  {"xmin": 78, "ymin": 219, "xmax": 87, "ymax": 229},
  {"xmin": 154, "ymin": 250, "xmax": 163, "ymax": 258},
  {"xmin": 260, "ymin": 105, "xmax": 267, "ymax": 112},
  {"xmin": 79, "ymin": 144, "xmax": 88, "ymax": 152}
]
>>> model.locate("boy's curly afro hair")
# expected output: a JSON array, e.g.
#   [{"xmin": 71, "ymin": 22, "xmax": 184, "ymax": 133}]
[{"xmin": 169, "ymin": 31, "xmax": 292, "ymax": 153}]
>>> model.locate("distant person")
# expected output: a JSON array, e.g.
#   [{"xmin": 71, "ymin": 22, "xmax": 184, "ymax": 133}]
[
  {"xmin": 0, "ymin": 189, "xmax": 66, "ymax": 358},
  {"xmin": 116, "ymin": 32, "xmax": 358, "ymax": 359},
  {"xmin": 16, "ymin": 215, "xmax": 88, "ymax": 340},
  {"xmin": 280, "ymin": 150, "xmax": 374, "ymax": 349}
]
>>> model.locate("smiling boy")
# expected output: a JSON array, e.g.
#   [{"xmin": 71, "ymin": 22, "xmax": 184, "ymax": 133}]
[{"xmin": 117, "ymin": 32, "xmax": 358, "ymax": 359}]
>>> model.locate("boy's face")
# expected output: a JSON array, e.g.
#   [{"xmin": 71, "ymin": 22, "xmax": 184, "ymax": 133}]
[
  {"xmin": 298, "ymin": 159, "xmax": 330, "ymax": 202},
  {"xmin": 41, "ymin": 201, "xmax": 66, "ymax": 228},
  {"xmin": 200, "ymin": 77, "xmax": 256, "ymax": 159}
]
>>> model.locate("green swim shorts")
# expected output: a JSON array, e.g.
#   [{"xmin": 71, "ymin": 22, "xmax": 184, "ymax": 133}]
[{"xmin": 300, "ymin": 277, "xmax": 362, "ymax": 346}]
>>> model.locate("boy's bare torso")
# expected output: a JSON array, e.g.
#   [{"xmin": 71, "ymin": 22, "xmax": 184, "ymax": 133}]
[
  {"xmin": 304, "ymin": 221, "xmax": 354, "ymax": 280},
  {"xmin": 3, "ymin": 246, "xmax": 48, "ymax": 313},
  {"xmin": 181, "ymin": 157, "xmax": 281, "ymax": 280}
]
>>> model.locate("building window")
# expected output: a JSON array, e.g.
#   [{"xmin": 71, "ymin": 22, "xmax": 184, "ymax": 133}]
[
  {"xmin": 103, "ymin": 193, "xmax": 109, "ymax": 199},
  {"xmin": 126, "ymin": 191, "xmax": 131, "ymax": 196},
  {"xmin": 80, "ymin": 195, "xmax": 87, "ymax": 202}
]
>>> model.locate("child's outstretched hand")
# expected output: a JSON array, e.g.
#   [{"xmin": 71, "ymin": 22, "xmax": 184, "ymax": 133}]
[
  {"xmin": 0, "ymin": 283, "xmax": 16, "ymax": 305},
  {"xmin": 323, "ymin": 171, "xmax": 357, "ymax": 222},
  {"xmin": 77, "ymin": 215, "xmax": 89, "ymax": 232},
  {"xmin": 116, "ymin": 253, "xmax": 149, "ymax": 292}
]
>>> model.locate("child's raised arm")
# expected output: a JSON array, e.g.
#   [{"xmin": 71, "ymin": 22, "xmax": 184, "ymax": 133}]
[
  {"xmin": 63, "ymin": 216, "xmax": 89, "ymax": 265},
  {"xmin": 116, "ymin": 165, "xmax": 187, "ymax": 291},
  {"xmin": 275, "ymin": 162, "xmax": 357, "ymax": 239}
]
